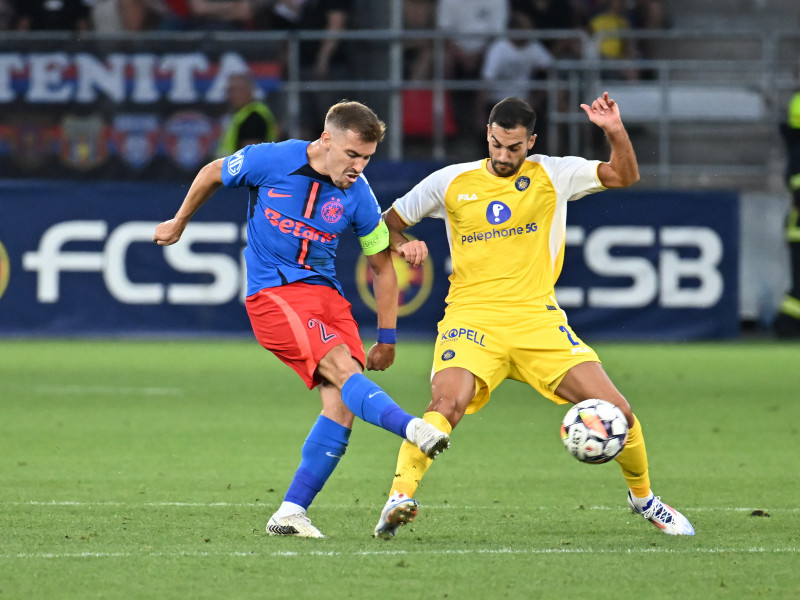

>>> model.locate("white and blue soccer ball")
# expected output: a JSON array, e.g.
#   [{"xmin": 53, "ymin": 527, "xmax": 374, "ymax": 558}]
[{"xmin": 560, "ymin": 399, "xmax": 629, "ymax": 464}]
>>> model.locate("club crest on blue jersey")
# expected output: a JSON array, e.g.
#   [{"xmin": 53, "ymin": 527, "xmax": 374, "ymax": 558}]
[
  {"xmin": 486, "ymin": 201, "xmax": 511, "ymax": 225},
  {"xmin": 515, "ymin": 175, "xmax": 530, "ymax": 191},
  {"xmin": 321, "ymin": 199, "xmax": 344, "ymax": 223},
  {"xmin": 441, "ymin": 349, "xmax": 455, "ymax": 361}
]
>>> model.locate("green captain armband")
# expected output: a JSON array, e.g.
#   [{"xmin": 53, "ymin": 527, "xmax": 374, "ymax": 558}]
[{"xmin": 359, "ymin": 220, "xmax": 390, "ymax": 255}]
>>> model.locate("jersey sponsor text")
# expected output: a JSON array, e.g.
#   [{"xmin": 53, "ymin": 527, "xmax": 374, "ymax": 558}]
[{"xmin": 264, "ymin": 208, "xmax": 338, "ymax": 243}]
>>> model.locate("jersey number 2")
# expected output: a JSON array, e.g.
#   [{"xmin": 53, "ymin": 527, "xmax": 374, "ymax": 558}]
[{"xmin": 308, "ymin": 319, "xmax": 337, "ymax": 343}]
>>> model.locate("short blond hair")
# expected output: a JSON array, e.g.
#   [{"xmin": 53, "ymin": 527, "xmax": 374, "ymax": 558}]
[{"xmin": 325, "ymin": 100, "xmax": 386, "ymax": 142}]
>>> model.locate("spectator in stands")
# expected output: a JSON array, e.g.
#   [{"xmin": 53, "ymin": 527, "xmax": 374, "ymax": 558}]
[
  {"xmin": 399, "ymin": 0, "xmax": 459, "ymax": 146},
  {"xmin": 11, "ymin": 0, "xmax": 92, "ymax": 31},
  {"xmin": 268, "ymin": 0, "xmax": 354, "ymax": 139},
  {"xmin": 0, "ymin": 0, "xmax": 15, "ymax": 29},
  {"xmin": 88, "ymin": 0, "xmax": 157, "ymax": 31},
  {"xmin": 480, "ymin": 12, "xmax": 553, "ymax": 124},
  {"xmin": 216, "ymin": 71, "xmax": 279, "ymax": 157},
  {"xmin": 776, "ymin": 89, "xmax": 800, "ymax": 338},
  {"xmin": 437, "ymin": 0, "xmax": 509, "ymax": 142},
  {"xmin": 437, "ymin": 0, "xmax": 508, "ymax": 80},
  {"xmin": 511, "ymin": 0, "xmax": 586, "ymax": 59},
  {"xmin": 147, "ymin": 0, "xmax": 192, "ymax": 29},
  {"xmin": 150, "ymin": 0, "xmax": 256, "ymax": 30},
  {"xmin": 629, "ymin": 0, "xmax": 666, "ymax": 32},
  {"xmin": 186, "ymin": 0, "xmax": 257, "ymax": 30},
  {"xmin": 402, "ymin": 0, "xmax": 435, "ymax": 81},
  {"xmin": 588, "ymin": 0, "xmax": 639, "ymax": 81},
  {"xmin": 628, "ymin": 0, "xmax": 666, "ymax": 77}
]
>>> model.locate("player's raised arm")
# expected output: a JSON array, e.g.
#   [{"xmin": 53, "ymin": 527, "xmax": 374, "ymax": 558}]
[
  {"xmin": 383, "ymin": 207, "xmax": 428, "ymax": 267},
  {"xmin": 153, "ymin": 158, "xmax": 225, "ymax": 246},
  {"xmin": 580, "ymin": 92, "xmax": 640, "ymax": 189}
]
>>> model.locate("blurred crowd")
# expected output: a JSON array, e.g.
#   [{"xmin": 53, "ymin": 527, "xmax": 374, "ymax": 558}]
[
  {"xmin": 0, "ymin": 1, "xmax": 667, "ymax": 57},
  {"xmin": 0, "ymin": 0, "xmax": 669, "ymax": 155}
]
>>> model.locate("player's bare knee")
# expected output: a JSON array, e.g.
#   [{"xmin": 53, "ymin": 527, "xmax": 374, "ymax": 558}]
[{"xmin": 317, "ymin": 345, "xmax": 361, "ymax": 389}]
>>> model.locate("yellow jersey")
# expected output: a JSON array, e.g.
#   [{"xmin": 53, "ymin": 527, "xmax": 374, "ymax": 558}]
[{"xmin": 393, "ymin": 155, "xmax": 604, "ymax": 307}]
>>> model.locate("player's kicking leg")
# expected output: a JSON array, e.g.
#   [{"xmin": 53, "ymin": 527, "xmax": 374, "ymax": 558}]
[
  {"xmin": 627, "ymin": 491, "xmax": 695, "ymax": 535},
  {"xmin": 554, "ymin": 362, "xmax": 694, "ymax": 536}
]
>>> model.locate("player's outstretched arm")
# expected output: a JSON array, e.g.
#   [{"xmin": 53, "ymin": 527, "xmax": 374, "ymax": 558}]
[
  {"xmin": 580, "ymin": 92, "xmax": 640, "ymax": 189},
  {"xmin": 383, "ymin": 207, "xmax": 428, "ymax": 267},
  {"xmin": 364, "ymin": 248, "xmax": 398, "ymax": 371},
  {"xmin": 153, "ymin": 159, "xmax": 225, "ymax": 246}
]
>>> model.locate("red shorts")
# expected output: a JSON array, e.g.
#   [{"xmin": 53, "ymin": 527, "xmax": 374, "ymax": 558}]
[{"xmin": 245, "ymin": 282, "xmax": 366, "ymax": 389}]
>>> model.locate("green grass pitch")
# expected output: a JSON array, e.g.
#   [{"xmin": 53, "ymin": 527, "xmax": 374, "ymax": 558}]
[{"xmin": 0, "ymin": 339, "xmax": 798, "ymax": 599}]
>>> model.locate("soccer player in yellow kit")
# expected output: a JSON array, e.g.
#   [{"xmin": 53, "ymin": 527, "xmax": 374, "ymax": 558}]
[{"xmin": 373, "ymin": 93, "xmax": 695, "ymax": 538}]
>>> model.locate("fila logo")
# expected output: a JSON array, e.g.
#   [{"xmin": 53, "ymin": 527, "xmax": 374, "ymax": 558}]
[{"xmin": 458, "ymin": 193, "xmax": 478, "ymax": 202}]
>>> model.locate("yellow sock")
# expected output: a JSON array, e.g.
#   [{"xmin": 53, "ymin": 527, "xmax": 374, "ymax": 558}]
[
  {"xmin": 389, "ymin": 412, "xmax": 453, "ymax": 498},
  {"xmin": 614, "ymin": 414, "xmax": 651, "ymax": 498}
]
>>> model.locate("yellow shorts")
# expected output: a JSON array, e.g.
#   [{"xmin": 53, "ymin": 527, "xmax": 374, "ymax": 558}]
[{"xmin": 431, "ymin": 297, "xmax": 600, "ymax": 413}]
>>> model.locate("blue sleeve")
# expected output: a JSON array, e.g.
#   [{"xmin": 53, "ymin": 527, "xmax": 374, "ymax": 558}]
[
  {"xmin": 220, "ymin": 143, "xmax": 276, "ymax": 188},
  {"xmin": 352, "ymin": 182, "xmax": 383, "ymax": 237}
]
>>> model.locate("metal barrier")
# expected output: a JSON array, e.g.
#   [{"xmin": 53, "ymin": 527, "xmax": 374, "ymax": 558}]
[{"xmin": 0, "ymin": 27, "xmax": 798, "ymax": 189}]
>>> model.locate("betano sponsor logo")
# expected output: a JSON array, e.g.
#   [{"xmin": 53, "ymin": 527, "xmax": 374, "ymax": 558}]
[
  {"xmin": 264, "ymin": 208, "xmax": 337, "ymax": 243},
  {"xmin": 461, "ymin": 221, "xmax": 537, "ymax": 245}
]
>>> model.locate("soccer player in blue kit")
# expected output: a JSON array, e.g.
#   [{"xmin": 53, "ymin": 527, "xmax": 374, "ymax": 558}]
[{"xmin": 153, "ymin": 100, "xmax": 450, "ymax": 538}]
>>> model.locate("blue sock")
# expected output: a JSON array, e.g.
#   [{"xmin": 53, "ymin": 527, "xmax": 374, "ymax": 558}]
[
  {"xmin": 340, "ymin": 372, "xmax": 414, "ymax": 438},
  {"xmin": 284, "ymin": 415, "xmax": 351, "ymax": 510}
]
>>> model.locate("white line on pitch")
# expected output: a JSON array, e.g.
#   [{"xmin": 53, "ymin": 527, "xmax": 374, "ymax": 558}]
[
  {"xmin": 3, "ymin": 500, "xmax": 795, "ymax": 512},
  {"xmin": 3, "ymin": 547, "xmax": 799, "ymax": 560}
]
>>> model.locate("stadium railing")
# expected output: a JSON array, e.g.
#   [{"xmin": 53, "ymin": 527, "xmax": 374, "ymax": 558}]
[{"xmin": 1, "ymin": 27, "xmax": 799, "ymax": 190}]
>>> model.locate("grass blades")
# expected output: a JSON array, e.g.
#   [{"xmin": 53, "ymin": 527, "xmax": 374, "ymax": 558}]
[{"xmin": 0, "ymin": 339, "xmax": 798, "ymax": 599}]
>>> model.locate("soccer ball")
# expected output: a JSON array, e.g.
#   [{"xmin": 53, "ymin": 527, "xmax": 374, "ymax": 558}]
[{"xmin": 560, "ymin": 399, "xmax": 629, "ymax": 464}]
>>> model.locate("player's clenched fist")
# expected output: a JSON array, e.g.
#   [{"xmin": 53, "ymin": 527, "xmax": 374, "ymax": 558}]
[
  {"xmin": 153, "ymin": 219, "xmax": 184, "ymax": 246},
  {"xmin": 396, "ymin": 239, "xmax": 428, "ymax": 267}
]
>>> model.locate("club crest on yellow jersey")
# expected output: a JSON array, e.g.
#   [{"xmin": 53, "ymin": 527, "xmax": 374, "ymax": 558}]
[{"xmin": 515, "ymin": 175, "xmax": 530, "ymax": 191}]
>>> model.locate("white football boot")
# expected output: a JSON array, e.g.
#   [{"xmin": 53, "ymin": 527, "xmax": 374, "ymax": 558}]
[
  {"xmin": 406, "ymin": 418, "xmax": 450, "ymax": 458},
  {"xmin": 267, "ymin": 512, "xmax": 326, "ymax": 538},
  {"xmin": 628, "ymin": 491, "xmax": 695, "ymax": 535},
  {"xmin": 373, "ymin": 492, "xmax": 419, "ymax": 539}
]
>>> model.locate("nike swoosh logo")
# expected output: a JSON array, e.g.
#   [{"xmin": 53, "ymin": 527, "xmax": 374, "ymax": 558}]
[
  {"xmin": 368, "ymin": 391, "xmax": 382, "ymax": 398},
  {"xmin": 325, "ymin": 451, "xmax": 342, "ymax": 459},
  {"xmin": 267, "ymin": 188, "xmax": 291, "ymax": 198}
]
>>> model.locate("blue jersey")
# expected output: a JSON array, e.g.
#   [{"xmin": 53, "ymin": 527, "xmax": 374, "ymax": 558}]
[{"xmin": 221, "ymin": 140, "xmax": 383, "ymax": 297}]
